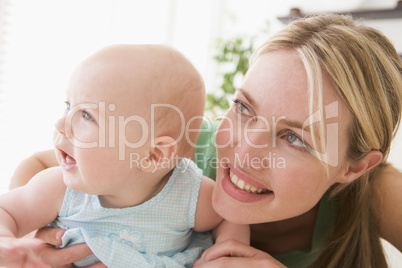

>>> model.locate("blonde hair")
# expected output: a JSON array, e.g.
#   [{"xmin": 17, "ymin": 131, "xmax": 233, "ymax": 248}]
[{"xmin": 252, "ymin": 14, "xmax": 402, "ymax": 267}]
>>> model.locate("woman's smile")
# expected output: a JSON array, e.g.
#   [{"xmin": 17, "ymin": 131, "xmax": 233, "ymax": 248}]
[
  {"xmin": 230, "ymin": 170, "xmax": 270, "ymax": 194},
  {"xmin": 221, "ymin": 165, "xmax": 274, "ymax": 203}
]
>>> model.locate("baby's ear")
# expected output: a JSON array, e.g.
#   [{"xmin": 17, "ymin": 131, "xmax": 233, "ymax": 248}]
[
  {"xmin": 142, "ymin": 136, "xmax": 178, "ymax": 173},
  {"xmin": 337, "ymin": 150, "xmax": 382, "ymax": 183}
]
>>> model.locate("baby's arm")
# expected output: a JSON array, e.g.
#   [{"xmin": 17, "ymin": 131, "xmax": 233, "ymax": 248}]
[
  {"xmin": 9, "ymin": 149, "xmax": 58, "ymax": 189},
  {"xmin": 194, "ymin": 176, "xmax": 250, "ymax": 245},
  {"xmin": 0, "ymin": 167, "xmax": 65, "ymax": 265}
]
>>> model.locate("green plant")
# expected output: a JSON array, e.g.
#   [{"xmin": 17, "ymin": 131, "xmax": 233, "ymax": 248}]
[{"xmin": 205, "ymin": 37, "xmax": 255, "ymax": 116}]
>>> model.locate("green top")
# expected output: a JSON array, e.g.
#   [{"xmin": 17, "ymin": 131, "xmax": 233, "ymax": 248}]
[
  {"xmin": 193, "ymin": 119, "xmax": 336, "ymax": 267},
  {"xmin": 193, "ymin": 119, "xmax": 219, "ymax": 180}
]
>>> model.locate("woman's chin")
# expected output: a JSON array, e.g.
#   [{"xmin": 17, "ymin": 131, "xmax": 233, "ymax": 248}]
[{"xmin": 212, "ymin": 187, "xmax": 255, "ymax": 225}]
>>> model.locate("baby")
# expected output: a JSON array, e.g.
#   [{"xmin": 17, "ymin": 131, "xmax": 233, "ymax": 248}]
[{"xmin": 0, "ymin": 44, "xmax": 249, "ymax": 267}]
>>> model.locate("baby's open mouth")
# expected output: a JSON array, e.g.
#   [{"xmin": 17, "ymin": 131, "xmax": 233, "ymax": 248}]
[
  {"xmin": 64, "ymin": 153, "xmax": 76, "ymax": 165},
  {"xmin": 229, "ymin": 169, "xmax": 272, "ymax": 194},
  {"xmin": 59, "ymin": 149, "xmax": 77, "ymax": 170}
]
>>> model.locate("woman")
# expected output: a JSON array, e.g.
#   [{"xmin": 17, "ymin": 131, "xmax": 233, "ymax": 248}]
[{"xmin": 9, "ymin": 14, "xmax": 402, "ymax": 267}]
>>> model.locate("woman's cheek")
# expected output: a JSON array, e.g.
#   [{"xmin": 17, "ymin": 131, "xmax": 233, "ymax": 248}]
[{"xmin": 216, "ymin": 123, "xmax": 231, "ymax": 149}]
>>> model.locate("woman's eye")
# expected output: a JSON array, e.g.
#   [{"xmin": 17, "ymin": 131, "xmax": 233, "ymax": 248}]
[
  {"xmin": 65, "ymin": 101, "xmax": 71, "ymax": 111},
  {"xmin": 233, "ymin": 99, "xmax": 252, "ymax": 116},
  {"xmin": 284, "ymin": 131, "xmax": 305, "ymax": 148}
]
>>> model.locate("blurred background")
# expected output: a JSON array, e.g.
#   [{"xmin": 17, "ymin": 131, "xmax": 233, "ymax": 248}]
[{"xmin": 0, "ymin": 1, "xmax": 401, "ymax": 263}]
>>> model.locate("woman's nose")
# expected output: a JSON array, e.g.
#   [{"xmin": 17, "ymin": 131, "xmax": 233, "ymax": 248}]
[{"xmin": 233, "ymin": 121, "xmax": 272, "ymax": 170}]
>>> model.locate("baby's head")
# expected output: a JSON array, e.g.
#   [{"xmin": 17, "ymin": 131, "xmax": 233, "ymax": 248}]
[
  {"xmin": 139, "ymin": 44, "xmax": 207, "ymax": 158},
  {"xmin": 69, "ymin": 44, "xmax": 205, "ymax": 162}
]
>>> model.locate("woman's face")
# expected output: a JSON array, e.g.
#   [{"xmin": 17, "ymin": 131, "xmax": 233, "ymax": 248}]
[{"xmin": 212, "ymin": 50, "xmax": 353, "ymax": 224}]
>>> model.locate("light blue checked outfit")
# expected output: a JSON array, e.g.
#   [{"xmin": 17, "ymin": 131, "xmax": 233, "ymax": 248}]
[{"xmin": 51, "ymin": 158, "xmax": 213, "ymax": 267}]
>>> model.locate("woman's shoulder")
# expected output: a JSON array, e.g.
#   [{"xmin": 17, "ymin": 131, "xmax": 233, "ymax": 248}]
[
  {"xmin": 371, "ymin": 164, "xmax": 402, "ymax": 251},
  {"xmin": 193, "ymin": 119, "xmax": 220, "ymax": 180},
  {"xmin": 196, "ymin": 119, "xmax": 220, "ymax": 144}
]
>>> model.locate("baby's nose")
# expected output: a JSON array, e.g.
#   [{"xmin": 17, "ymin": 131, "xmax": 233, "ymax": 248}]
[{"xmin": 54, "ymin": 115, "xmax": 73, "ymax": 139}]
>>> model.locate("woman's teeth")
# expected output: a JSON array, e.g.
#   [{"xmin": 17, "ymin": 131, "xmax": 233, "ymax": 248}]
[{"xmin": 229, "ymin": 170, "xmax": 269, "ymax": 194}]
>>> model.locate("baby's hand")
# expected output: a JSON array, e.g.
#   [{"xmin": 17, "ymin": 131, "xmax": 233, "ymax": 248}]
[{"xmin": 0, "ymin": 237, "xmax": 48, "ymax": 268}]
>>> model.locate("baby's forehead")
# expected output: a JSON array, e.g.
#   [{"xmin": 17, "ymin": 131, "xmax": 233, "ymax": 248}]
[{"xmin": 70, "ymin": 44, "xmax": 202, "ymax": 112}]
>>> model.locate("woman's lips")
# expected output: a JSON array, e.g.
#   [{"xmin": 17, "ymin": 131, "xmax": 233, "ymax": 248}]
[{"xmin": 221, "ymin": 165, "xmax": 273, "ymax": 203}]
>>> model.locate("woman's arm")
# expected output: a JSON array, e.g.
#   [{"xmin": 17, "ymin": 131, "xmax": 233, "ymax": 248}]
[
  {"xmin": 372, "ymin": 164, "xmax": 402, "ymax": 251},
  {"xmin": 9, "ymin": 150, "xmax": 58, "ymax": 189}
]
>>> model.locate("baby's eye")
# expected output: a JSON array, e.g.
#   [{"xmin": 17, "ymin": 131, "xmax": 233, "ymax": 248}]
[
  {"xmin": 232, "ymin": 99, "xmax": 252, "ymax": 116},
  {"xmin": 82, "ymin": 110, "xmax": 94, "ymax": 121},
  {"xmin": 65, "ymin": 101, "xmax": 71, "ymax": 111}
]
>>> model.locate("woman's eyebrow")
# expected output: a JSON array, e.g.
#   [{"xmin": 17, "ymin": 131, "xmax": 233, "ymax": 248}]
[
  {"xmin": 238, "ymin": 88, "xmax": 258, "ymax": 110},
  {"xmin": 280, "ymin": 119, "xmax": 310, "ymax": 133}
]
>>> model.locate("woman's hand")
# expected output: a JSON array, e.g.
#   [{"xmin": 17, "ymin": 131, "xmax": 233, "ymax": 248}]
[
  {"xmin": 193, "ymin": 239, "xmax": 287, "ymax": 268},
  {"xmin": 33, "ymin": 227, "xmax": 106, "ymax": 268},
  {"xmin": 0, "ymin": 237, "xmax": 48, "ymax": 268}
]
